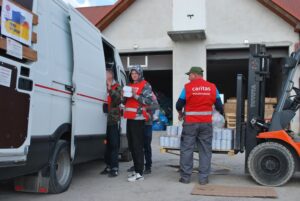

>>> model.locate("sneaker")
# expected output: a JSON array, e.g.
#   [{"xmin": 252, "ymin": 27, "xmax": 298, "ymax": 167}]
[
  {"xmin": 128, "ymin": 173, "xmax": 144, "ymax": 182},
  {"xmin": 179, "ymin": 178, "xmax": 190, "ymax": 184},
  {"xmin": 127, "ymin": 171, "xmax": 136, "ymax": 178},
  {"xmin": 100, "ymin": 167, "xmax": 111, "ymax": 175},
  {"xmin": 108, "ymin": 170, "xmax": 118, "ymax": 177},
  {"xmin": 199, "ymin": 178, "xmax": 209, "ymax": 185},
  {"xmin": 144, "ymin": 168, "xmax": 151, "ymax": 174},
  {"xmin": 127, "ymin": 166, "xmax": 135, "ymax": 172}
]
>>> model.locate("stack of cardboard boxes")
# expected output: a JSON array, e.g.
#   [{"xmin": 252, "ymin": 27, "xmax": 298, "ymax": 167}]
[{"xmin": 224, "ymin": 97, "xmax": 277, "ymax": 128}]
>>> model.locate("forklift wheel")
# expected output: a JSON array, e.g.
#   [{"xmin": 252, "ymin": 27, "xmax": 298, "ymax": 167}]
[{"xmin": 248, "ymin": 142, "xmax": 295, "ymax": 186}]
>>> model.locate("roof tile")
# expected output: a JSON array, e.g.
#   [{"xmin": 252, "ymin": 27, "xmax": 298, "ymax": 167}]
[{"xmin": 77, "ymin": 5, "xmax": 114, "ymax": 25}]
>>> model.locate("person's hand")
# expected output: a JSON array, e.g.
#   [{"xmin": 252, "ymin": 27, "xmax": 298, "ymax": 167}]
[
  {"xmin": 178, "ymin": 112, "xmax": 183, "ymax": 121},
  {"xmin": 132, "ymin": 87, "xmax": 139, "ymax": 99},
  {"xmin": 132, "ymin": 87, "xmax": 138, "ymax": 95}
]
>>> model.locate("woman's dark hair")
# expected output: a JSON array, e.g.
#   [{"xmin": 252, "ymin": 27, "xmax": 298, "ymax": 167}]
[{"xmin": 128, "ymin": 70, "xmax": 134, "ymax": 83}]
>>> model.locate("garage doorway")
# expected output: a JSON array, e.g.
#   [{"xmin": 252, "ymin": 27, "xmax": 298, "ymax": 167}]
[{"xmin": 207, "ymin": 47, "xmax": 289, "ymax": 102}]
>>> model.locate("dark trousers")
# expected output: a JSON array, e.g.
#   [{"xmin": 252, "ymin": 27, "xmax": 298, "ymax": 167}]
[
  {"xmin": 127, "ymin": 119, "xmax": 145, "ymax": 175},
  {"xmin": 144, "ymin": 125, "xmax": 153, "ymax": 169},
  {"xmin": 180, "ymin": 123, "xmax": 213, "ymax": 182},
  {"xmin": 104, "ymin": 124, "xmax": 120, "ymax": 170}
]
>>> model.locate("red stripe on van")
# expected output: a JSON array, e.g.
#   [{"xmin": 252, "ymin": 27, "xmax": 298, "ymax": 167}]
[
  {"xmin": 77, "ymin": 93, "xmax": 107, "ymax": 103},
  {"xmin": 35, "ymin": 84, "xmax": 71, "ymax": 95},
  {"xmin": 35, "ymin": 84, "xmax": 107, "ymax": 103}
]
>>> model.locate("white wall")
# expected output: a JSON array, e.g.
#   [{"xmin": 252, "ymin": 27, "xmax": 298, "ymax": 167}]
[
  {"xmin": 103, "ymin": 0, "xmax": 173, "ymax": 52},
  {"xmin": 206, "ymin": 0, "xmax": 298, "ymax": 45},
  {"xmin": 172, "ymin": 0, "xmax": 206, "ymax": 31}
]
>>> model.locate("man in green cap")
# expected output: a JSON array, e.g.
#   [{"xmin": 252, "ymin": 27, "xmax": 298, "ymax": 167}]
[{"xmin": 176, "ymin": 66, "xmax": 223, "ymax": 185}]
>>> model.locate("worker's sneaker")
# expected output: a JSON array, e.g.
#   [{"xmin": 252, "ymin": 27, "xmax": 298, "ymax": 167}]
[
  {"xmin": 179, "ymin": 178, "xmax": 190, "ymax": 184},
  {"xmin": 127, "ymin": 166, "xmax": 135, "ymax": 172},
  {"xmin": 100, "ymin": 167, "xmax": 110, "ymax": 175},
  {"xmin": 128, "ymin": 173, "xmax": 144, "ymax": 182},
  {"xmin": 127, "ymin": 171, "xmax": 136, "ymax": 178},
  {"xmin": 108, "ymin": 170, "xmax": 118, "ymax": 177},
  {"xmin": 199, "ymin": 178, "xmax": 209, "ymax": 185}
]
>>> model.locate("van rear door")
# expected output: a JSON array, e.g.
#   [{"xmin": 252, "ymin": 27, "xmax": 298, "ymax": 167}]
[
  {"xmin": 0, "ymin": 60, "xmax": 32, "ymax": 167},
  {"xmin": 68, "ymin": 6, "xmax": 107, "ymax": 160},
  {"xmin": 113, "ymin": 49, "xmax": 128, "ymax": 135}
]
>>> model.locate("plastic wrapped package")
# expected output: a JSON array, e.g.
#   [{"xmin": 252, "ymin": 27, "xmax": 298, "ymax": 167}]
[{"xmin": 212, "ymin": 110, "xmax": 225, "ymax": 128}]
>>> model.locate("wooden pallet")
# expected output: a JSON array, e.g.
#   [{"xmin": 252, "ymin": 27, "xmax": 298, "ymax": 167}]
[{"xmin": 160, "ymin": 147, "xmax": 235, "ymax": 155}]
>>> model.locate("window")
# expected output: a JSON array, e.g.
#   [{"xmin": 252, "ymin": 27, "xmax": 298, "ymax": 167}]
[{"xmin": 103, "ymin": 40, "xmax": 118, "ymax": 80}]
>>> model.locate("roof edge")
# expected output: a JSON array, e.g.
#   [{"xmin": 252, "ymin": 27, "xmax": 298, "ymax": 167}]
[
  {"xmin": 257, "ymin": 0, "xmax": 300, "ymax": 33},
  {"xmin": 96, "ymin": 0, "xmax": 135, "ymax": 31},
  {"xmin": 77, "ymin": 5, "xmax": 113, "ymax": 9}
]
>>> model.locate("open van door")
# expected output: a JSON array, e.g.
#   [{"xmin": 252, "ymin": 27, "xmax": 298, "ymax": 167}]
[
  {"xmin": 114, "ymin": 50, "xmax": 128, "ymax": 135},
  {"xmin": 0, "ymin": 61, "xmax": 32, "ymax": 167},
  {"xmin": 68, "ymin": 6, "xmax": 107, "ymax": 160}
]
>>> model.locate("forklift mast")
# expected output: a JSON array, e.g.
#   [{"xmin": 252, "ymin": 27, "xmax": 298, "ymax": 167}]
[
  {"xmin": 245, "ymin": 44, "xmax": 271, "ymax": 162},
  {"xmin": 235, "ymin": 44, "xmax": 271, "ymax": 164}
]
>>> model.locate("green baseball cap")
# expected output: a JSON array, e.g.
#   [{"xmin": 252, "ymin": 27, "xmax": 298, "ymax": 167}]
[{"xmin": 185, "ymin": 66, "xmax": 204, "ymax": 75}]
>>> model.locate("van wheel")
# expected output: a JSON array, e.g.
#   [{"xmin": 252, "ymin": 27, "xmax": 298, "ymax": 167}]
[
  {"xmin": 121, "ymin": 149, "xmax": 132, "ymax": 162},
  {"xmin": 248, "ymin": 142, "xmax": 295, "ymax": 186},
  {"xmin": 49, "ymin": 140, "xmax": 73, "ymax": 194}
]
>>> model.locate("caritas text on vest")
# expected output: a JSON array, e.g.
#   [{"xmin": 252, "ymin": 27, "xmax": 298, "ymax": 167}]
[{"xmin": 192, "ymin": 86, "xmax": 211, "ymax": 96}]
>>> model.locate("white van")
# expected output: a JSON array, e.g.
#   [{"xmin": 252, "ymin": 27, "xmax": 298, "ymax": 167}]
[{"xmin": 0, "ymin": 0, "xmax": 129, "ymax": 193}]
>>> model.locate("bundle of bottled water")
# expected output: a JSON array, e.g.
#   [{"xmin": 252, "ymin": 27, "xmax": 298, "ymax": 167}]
[
  {"xmin": 212, "ymin": 128, "xmax": 234, "ymax": 151},
  {"xmin": 160, "ymin": 125, "xmax": 183, "ymax": 148},
  {"xmin": 160, "ymin": 126, "xmax": 234, "ymax": 151}
]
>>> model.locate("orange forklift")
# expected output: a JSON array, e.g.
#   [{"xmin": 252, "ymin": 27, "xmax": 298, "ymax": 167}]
[{"xmin": 235, "ymin": 44, "xmax": 300, "ymax": 186}]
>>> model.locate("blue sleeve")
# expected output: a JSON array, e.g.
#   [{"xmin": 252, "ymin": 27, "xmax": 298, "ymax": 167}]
[
  {"xmin": 216, "ymin": 89, "xmax": 221, "ymax": 99},
  {"xmin": 179, "ymin": 88, "xmax": 186, "ymax": 100},
  {"xmin": 215, "ymin": 88, "xmax": 224, "ymax": 114}
]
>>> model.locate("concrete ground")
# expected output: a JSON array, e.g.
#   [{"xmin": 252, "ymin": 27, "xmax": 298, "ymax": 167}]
[{"xmin": 0, "ymin": 131, "xmax": 299, "ymax": 201}]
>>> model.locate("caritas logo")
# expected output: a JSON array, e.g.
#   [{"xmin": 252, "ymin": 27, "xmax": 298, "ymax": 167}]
[{"xmin": 192, "ymin": 86, "xmax": 211, "ymax": 92}]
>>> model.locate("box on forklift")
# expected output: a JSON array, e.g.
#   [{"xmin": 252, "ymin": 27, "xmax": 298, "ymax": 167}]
[{"xmin": 0, "ymin": 0, "xmax": 130, "ymax": 193}]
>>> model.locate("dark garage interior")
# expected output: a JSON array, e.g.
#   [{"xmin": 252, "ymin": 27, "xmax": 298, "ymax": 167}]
[{"xmin": 207, "ymin": 48, "xmax": 288, "ymax": 102}]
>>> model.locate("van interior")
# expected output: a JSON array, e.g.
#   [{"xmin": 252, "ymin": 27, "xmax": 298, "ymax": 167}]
[{"xmin": 103, "ymin": 40, "xmax": 118, "ymax": 81}]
